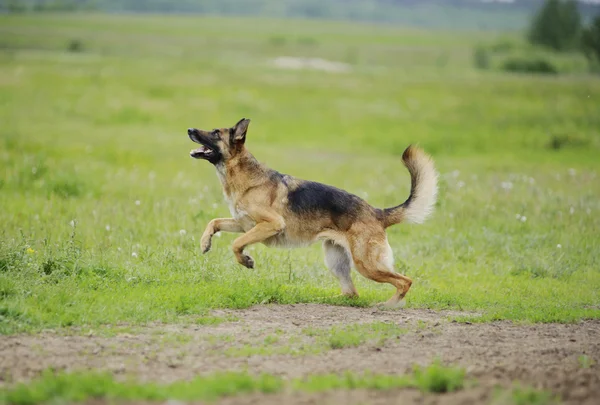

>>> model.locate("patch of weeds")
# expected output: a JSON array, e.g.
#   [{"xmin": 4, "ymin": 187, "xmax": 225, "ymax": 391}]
[
  {"xmin": 0, "ymin": 276, "xmax": 17, "ymax": 298},
  {"xmin": 263, "ymin": 335, "xmax": 279, "ymax": 345},
  {"xmin": 0, "ymin": 362, "xmax": 467, "ymax": 404},
  {"xmin": 195, "ymin": 315, "xmax": 232, "ymax": 326},
  {"xmin": 492, "ymin": 385, "xmax": 558, "ymax": 405},
  {"xmin": 416, "ymin": 320, "xmax": 428, "ymax": 330},
  {"xmin": 328, "ymin": 329, "xmax": 362, "ymax": 349},
  {"xmin": 510, "ymin": 265, "xmax": 549, "ymax": 279},
  {"xmin": 48, "ymin": 178, "xmax": 84, "ymax": 199},
  {"xmin": 502, "ymin": 56, "xmax": 558, "ymax": 74},
  {"xmin": 39, "ymin": 238, "xmax": 82, "ymax": 280},
  {"xmin": 578, "ymin": 354, "xmax": 595, "ymax": 369},
  {"xmin": 547, "ymin": 133, "xmax": 590, "ymax": 150},
  {"xmin": 67, "ymin": 39, "xmax": 84, "ymax": 53},
  {"xmin": 294, "ymin": 372, "xmax": 412, "ymax": 392},
  {"xmin": 0, "ymin": 306, "xmax": 30, "ymax": 335},
  {"xmin": 489, "ymin": 38, "xmax": 517, "ymax": 53},
  {"xmin": 205, "ymin": 334, "xmax": 235, "ymax": 346},
  {"xmin": 156, "ymin": 333, "xmax": 193, "ymax": 345},
  {"xmin": 0, "ymin": 248, "xmax": 21, "ymax": 273},
  {"xmin": 304, "ymin": 321, "xmax": 407, "ymax": 350},
  {"xmin": 0, "ymin": 369, "xmax": 282, "ymax": 405},
  {"xmin": 412, "ymin": 359, "xmax": 465, "ymax": 393}
]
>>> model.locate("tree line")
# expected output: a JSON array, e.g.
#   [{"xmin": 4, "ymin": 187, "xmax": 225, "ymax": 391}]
[{"xmin": 2, "ymin": 1, "xmax": 599, "ymax": 25}]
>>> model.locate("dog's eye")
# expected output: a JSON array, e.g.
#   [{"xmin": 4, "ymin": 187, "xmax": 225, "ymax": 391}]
[{"xmin": 212, "ymin": 130, "xmax": 220, "ymax": 137}]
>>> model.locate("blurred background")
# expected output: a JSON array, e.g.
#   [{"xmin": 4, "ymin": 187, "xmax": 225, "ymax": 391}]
[{"xmin": 0, "ymin": 0, "xmax": 599, "ymax": 329}]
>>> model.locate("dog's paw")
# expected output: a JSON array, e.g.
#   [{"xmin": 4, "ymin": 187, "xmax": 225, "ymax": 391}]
[
  {"xmin": 200, "ymin": 235, "xmax": 212, "ymax": 254},
  {"xmin": 240, "ymin": 254, "xmax": 255, "ymax": 269},
  {"xmin": 374, "ymin": 298, "xmax": 406, "ymax": 310}
]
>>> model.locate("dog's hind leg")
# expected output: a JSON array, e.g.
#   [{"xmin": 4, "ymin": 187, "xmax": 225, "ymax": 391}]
[
  {"xmin": 349, "ymin": 233, "xmax": 412, "ymax": 307},
  {"xmin": 323, "ymin": 240, "xmax": 358, "ymax": 297}
]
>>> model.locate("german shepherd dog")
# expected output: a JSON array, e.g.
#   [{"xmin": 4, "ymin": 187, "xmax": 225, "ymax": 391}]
[{"xmin": 188, "ymin": 118, "xmax": 438, "ymax": 307}]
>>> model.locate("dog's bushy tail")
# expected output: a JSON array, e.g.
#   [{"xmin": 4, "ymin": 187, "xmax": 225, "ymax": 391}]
[{"xmin": 382, "ymin": 145, "xmax": 438, "ymax": 228}]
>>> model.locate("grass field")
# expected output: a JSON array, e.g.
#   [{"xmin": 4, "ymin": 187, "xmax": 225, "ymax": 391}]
[{"xmin": 0, "ymin": 13, "xmax": 599, "ymax": 404}]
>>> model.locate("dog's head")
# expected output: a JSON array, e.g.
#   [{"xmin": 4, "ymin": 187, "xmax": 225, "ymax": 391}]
[{"xmin": 187, "ymin": 118, "xmax": 251, "ymax": 165}]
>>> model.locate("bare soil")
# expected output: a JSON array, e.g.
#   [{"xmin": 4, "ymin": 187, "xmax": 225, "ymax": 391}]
[{"xmin": 1, "ymin": 304, "xmax": 599, "ymax": 405}]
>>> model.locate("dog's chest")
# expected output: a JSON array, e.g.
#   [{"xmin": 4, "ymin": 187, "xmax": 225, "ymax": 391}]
[{"xmin": 224, "ymin": 192, "xmax": 255, "ymax": 231}]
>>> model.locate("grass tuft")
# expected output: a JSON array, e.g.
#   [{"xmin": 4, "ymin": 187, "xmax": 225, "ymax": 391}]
[
  {"xmin": 412, "ymin": 359, "xmax": 466, "ymax": 393},
  {"xmin": 0, "ymin": 362, "xmax": 468, "ymax": 404}
]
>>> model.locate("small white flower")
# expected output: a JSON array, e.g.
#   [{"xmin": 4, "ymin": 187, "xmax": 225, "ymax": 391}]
[
  {"xmin": 457, "ymin": 181, "xmax": 465, "ymax": 189},
  {"xmin": 131, "ymin": 252, "xmax": 138, "ymax": 258},
  {"xmin": 105, "ymin": 225, "xmax": 111, "ymax": 231},
  {"xmin": 568, "ymin": 168, "xmax": 576, "ymax": 176},
  {"xmin": 516, "ymin": 214, "xmax": 521, "ymax": 220},
  {"xmin": 69, "ymin": 220, "xmax": 76, "ymax": 227},
  {"xmin": 557, "ymin": 244, "xmax": 562, "ymax": 249},
  {"xmin": 179, "ymin": 229, "xmax": 187, "ymax": 236},
  {"xmin": 117, "ymin": 247, "xmax": 122, "ymax": 251},
  {"xmin": 520, "ymin": 216, "xmax": 527, "ymax": 222},
  {"xmin": 216, "ymin": 232, "xmax": 222, "ymax": 238},
  {"xmin": 501, "ymin": 182, "xmax": 513, "ymax": 191},
  {"xmin": 212, "ymin": 203, "xmax": 218, "ymax": 209},
  {"xmin": 449, "ymin": 213, "xmax": 454, "ymax": 218},
  {"xmin": 569, "ymin": 207, "xmax": 575, "ymax": 215},
  {"xmin": 452, "ymin": 170, "xmax": 460, "ymax": 178},
  {"xmin": 32, "ymin": 167, "xmax": 37, "ymax": 174},
  {"xmin": 135, "ymin": 200, "xmax": 141, "ymax": 206}
]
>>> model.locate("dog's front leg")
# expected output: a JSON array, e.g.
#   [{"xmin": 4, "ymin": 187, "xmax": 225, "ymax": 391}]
[
  {"xmin": 201, "ymin": 218, "xmax": 244, "ymax": 254},
  {"xmin": 231, "ymin": 218, "xmax": 284, "ymax": 269}
]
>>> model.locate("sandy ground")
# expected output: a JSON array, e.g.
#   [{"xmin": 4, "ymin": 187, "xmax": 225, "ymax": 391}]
[{"xmin": 1, "ymin": 304, "xmax": 599, "ymax": 404}]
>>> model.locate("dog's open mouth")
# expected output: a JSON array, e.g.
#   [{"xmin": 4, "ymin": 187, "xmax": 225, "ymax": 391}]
[{"xmin": 190, "ymin": 145, "xmax": 214, "ymax": 159}]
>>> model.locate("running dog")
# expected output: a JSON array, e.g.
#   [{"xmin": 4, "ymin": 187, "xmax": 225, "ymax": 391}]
[{"xmin": 188, "ymin": 118, "xmax": 438, "ymax": 307}]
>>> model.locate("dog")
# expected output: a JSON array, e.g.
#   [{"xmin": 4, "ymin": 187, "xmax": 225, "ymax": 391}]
[{"xmin": 188, "ymin": 118, "xmax": 438, "ymax": 307}]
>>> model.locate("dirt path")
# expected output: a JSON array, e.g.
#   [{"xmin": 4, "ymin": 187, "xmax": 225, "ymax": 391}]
[{"xmin": 2, "ymin": 304, "xmax": 599, "ymax": 404}]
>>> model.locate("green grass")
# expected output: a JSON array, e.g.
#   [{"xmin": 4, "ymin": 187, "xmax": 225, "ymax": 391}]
[
  {"xmin": 211, "ymin": 321, "xmax": 406, "ymax": 357},
  {"xmin": 492, "ymin": 386, "xmax": 559, "ymax": 405},
  {"xmin": 304, "ymin": 321, "xmax": 407, "ymax": 349},
  {"xmin": 0, "ymin": 370, "xmax": 283, "ymax": 405},
  {"xmin": 0, "ymin": 362, "xmax": 467, "ymax": 404},
  {"xmin": 578, "ymin": 355, "xmax": 596, "ymax": 369},
  {"xmin": 0, "ymin": 13, "xmax": 599, "ymax": 334},
  {"xmin": 412, "ymin": 360, "xmax": 466, "ymax": 394}
]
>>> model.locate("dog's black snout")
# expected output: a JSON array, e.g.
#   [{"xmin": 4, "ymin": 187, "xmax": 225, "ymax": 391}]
[{"xmin": 187, "ymin": 128, "xmax": 194, "ymax": 136}]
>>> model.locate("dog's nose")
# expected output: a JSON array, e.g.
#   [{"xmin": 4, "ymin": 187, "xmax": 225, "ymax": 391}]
[{"xmin": 187, "ymin": 128, "xmax": 194, "ymax": 136}]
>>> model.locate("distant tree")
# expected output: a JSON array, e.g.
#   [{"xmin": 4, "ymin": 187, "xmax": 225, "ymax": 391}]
[
  {"xmin": 582, "ymin": 16, "xmax": 600, "ymax": 64},
  {"xmin": 528, "ymin": 0, "xmax": 582, "ymax": 51},
  {"xmin": 6, "ymin": 0, "xmax": 28, "ymax": 12}
]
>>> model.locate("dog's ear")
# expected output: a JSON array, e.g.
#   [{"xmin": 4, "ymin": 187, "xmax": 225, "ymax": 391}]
[{"xmin": 232, "ymin": 118, "xmax": 251, "ymax": 144}]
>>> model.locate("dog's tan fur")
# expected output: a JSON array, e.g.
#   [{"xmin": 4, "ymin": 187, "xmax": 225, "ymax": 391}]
[{"xmin": 188, "ymin": 118, "xmax": 438, "ymax": 307}]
